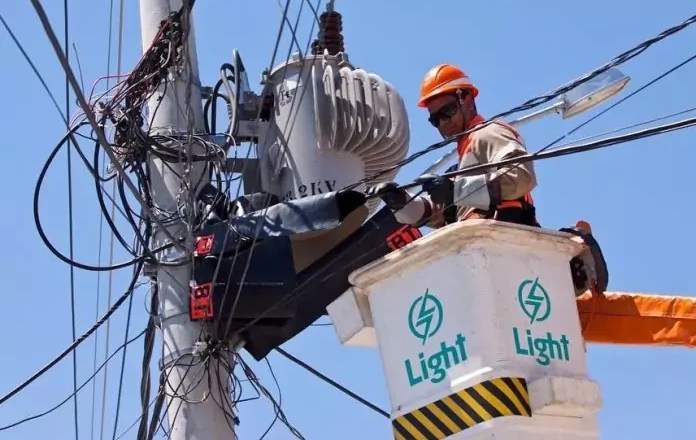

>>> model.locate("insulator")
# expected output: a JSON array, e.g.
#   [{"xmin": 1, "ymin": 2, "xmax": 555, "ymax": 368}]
[
  {"xmin": 311, "ymin": 10, "xmax": 344, "ymax": 55},
  {"xmin": 319, "ymin": 11, "xmax": 344, "ymax": 55}
]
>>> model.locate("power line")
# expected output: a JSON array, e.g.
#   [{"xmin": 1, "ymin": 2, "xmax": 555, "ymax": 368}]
[
  {"xmin": 395, "ymin": 114, "xmax": 696, "ymax": 192},
  {"xmin": 0, "ymin": 260, "xmax": 145, "ymax": 408},
  {"xmin": 0, "ymin": 328, "xmax": 147, "ymax": 432},
  {"xmin": 100, "ymin": 1, "xmax": 127, "ymax": 438},
  {"xmin": 29, "ymin": 0, "xmax": 189, "ymax": 253},
  {"xmin": 216, "ymin": 0, "xmax": 324, "ymax": 340},
  {"xmin": 111, "ymin": 240, "xmax": 142, "ymax": 440},
  {"xmin": 274, "ymin": 347, "xmax": 390, "ymax": 418},
  {"xmin": 344, "ymin": 12, "xmax": 696, "ymax": 190},
  {"xmin": 62, "ymin": 1, "xmax": 80, "ymax": 438},
  {"xmin": 91, "ymin": 0, "xmax": 115, "ymax": 435},
  {"xmin": 539, "ymin": 50, "xmax": 696, "ymax": 152},
  {"xmin": 556, "ymin": 105, "xmax": 696, "ymax": 146},
  {"xmin": 0, "ymin": 13, "xmax": 64, "ymax": 121},
  {"xmin": 230, "ymin": 110, "xmax": 696, "ymax": 341},
  {"xmin": 388, "ymin": 49, "xmax": 696, "ymax": 211},
  {"xmin": 277, "ymin": 0, "xmax": 304, "ymax": 55}
]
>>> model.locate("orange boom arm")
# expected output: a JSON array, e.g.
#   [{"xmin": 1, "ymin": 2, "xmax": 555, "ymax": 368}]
[{"xmin": 577, "ymin": 291, "xmax": 696, "ymax": 347}]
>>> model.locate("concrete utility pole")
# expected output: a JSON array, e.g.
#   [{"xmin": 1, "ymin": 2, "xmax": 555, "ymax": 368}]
[{"xmin": 139, "ymin": 1, "xmax": 236, "ymax": 438}]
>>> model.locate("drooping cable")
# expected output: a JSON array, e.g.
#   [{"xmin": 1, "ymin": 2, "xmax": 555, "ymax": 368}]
[
  {"xmin": 275, "ymin": 347, "xmax": 390, "ymax": 418},
  {"xmin": 0, "ymin": 259, "xmax": 145, "ymax": 407},
  {"xmin": 236, "ymin": 356, "xmax": 306, "ymax": 439},
  {"xmin": 258, "ymin": 358, "xmax": 284, "ymax": 439},
  {"xmin": 33, "ymin": 124, "xmax": 152, "ymax": 272},
  {"xmin": 0, "ymin": 328, "xmax": 146, "ymax": 432},
  {"xmin": 29, "ymin": 0, "xmax": 188, "ymax": 253}
]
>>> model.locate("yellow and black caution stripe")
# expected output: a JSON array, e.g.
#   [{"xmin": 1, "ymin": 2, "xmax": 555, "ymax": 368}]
[{"xmin": 392, "ymin": 376, "xmax": 531, "ymax": 440}]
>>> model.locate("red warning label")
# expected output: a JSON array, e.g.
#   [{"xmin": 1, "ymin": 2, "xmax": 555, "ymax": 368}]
[
  {"xmin": 386, "ymin": 225, "xmax": 423, "ymax": 251},
  {"xmin": 190, "ymin": 283, "xmax": 214, "ymax": 320}
]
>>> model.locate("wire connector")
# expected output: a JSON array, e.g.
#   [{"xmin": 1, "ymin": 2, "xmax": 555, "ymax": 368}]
[{"xmin": 192, "ymin": 339, "xmax": 209, "ymax": 357}]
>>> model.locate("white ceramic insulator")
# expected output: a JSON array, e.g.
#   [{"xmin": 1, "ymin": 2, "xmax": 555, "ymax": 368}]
[{"xmin": 259, "ymin": 52, "xmax": 409, "ymax": 214}]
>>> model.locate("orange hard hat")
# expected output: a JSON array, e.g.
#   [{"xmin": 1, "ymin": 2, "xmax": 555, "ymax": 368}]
[{"xmin": 417, "ymin": 64, "xmax": 479, "ymax": 107}]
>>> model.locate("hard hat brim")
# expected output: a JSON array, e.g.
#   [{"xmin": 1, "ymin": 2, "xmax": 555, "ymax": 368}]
[{"xmin": 417, "ymin": 84, "xmax": 479, "ymax": 107}]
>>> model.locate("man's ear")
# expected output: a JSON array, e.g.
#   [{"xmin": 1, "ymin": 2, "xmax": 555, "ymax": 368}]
[{"xmin": 460, "ymin": 93, "xmax": 475, "ymax": 114}]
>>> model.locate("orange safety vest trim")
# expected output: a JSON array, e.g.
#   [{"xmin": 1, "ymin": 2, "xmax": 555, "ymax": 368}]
[{"xmin": 456, "ymin": 114, "xmax": 537, "ymax": 223}]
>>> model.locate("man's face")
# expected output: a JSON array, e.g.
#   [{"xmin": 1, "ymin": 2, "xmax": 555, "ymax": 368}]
[{"xmin": 426, "ymin": 93, "xmax": 470, "ymax": 138}]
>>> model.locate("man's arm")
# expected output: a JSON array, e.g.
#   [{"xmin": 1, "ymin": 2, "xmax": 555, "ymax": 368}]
[
  {"xmin": 446, "ymin": 123, "xmax": 536, "ymax": 211},
  {"xmin": 394, "ymin": 122, "xmax": 540, "ymax": 228},
  {"xmin": 371, "ymin": 124, "xmax": 536, "ymax": 228},
  {"xmin": 467, "ymin": 123, "xmax": 537, "ymax": 202}
]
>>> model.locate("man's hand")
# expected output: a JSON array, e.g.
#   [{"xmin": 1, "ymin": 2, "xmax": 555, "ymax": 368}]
[
  {"xmin": 416, "ymin": 173, "xmax": 454, "ymax": 205},
  {"xmin": 366, "ymin": 181, "xmax": 410, "ymax": 211}
]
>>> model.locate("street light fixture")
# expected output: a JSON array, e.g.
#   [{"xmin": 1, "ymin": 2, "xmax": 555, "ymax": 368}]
[{"xmin": 421, "ymin": 67, "xmax": 631, "ymax": 175}]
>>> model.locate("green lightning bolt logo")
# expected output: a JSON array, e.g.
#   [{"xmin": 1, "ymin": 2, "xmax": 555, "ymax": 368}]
[
  {"xmin": 408, "ymin": 289, "xmax": 443, "ymax": 345},
  {"xmin": 517, "ymin": 277, "xmax": 551, "ymax": 324}
]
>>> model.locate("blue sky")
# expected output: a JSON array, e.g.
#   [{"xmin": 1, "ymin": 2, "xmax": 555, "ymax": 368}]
[{"xmin": 1, "ymin": 0, "xmax": 695, "ymax": 439}]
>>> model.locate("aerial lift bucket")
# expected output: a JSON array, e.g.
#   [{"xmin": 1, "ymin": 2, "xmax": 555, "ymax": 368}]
[{"xmin": 327, "ymin": 219, "xmax": 696, "ymax": 440}]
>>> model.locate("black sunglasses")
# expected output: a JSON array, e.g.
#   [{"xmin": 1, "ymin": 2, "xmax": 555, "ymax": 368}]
[{"xmin": 428, "ymin": 101, "xmax": 460, "ymax": 127}]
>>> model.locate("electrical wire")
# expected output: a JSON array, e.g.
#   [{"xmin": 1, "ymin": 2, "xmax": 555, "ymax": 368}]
[
  {"xmin": 113, "ymin": 394, "xmax": 160, "ymax": 440},
  {"xmin": 227, "ymin": 112, "xmax": 696, "ymax": 341},
  {"xmin": 538, "ymin": 50, "xmax": 696, "ymax": 153},
  {"xmin": 394, "ymin": 114, "xmax": 696, "ymax": 192},
  {"xmin": 275, "ymin": 347, "xmax": 390, "ymax": 418},
  {"xmin": 7, "ymin": 3, "xmax": 316, "ymax": 438},
  {"xmin": 89, "ymin": 0, "xmax": 118, "ymax": 437},
  {"xmin": 0, "ymin": 13, "xmax": 65, "ymax": 121},
  {"xmin": 29, "ymin": 0, "xmax": 189, "ymax": 253},
  {"xmin": 258, "ymin": 358, "xmax": 284, "ymax": 439},
  {"xmin": 0, "ymin": 259, "xmax": 145, "ymax": 408},
  {"xmin": 277, "ymin": 0, "xmax": 304, "ymax": 56},
  {"xmin": 237, "ymin": 357, "xmax": 306, "ymax": 440},
  {"xmin": 26, "ymin": 4, "xmax": 694, "ymax": 440},
  {"xmin": 62, "ymin": 0, "xmax": 80, "ymax": 438},
  {"xmin": 0, "ymin": 328, "xmax": 147, "ymax": 432},
  {"xmin": 33, "ymin": 124, "xmax": 161, "ymax": 271},
  {"xmin": 186, "ymin": 110, "xmax": 695, "ymax": 440},
  {"xmin": 216, "ymin": 0, "xmax": 324, "ymax": 342},
  {"xmin": 211, "ymin": 10, "xmax": 696, "ymax": 435},
  {"xmin": 132, "ymin": 6, "xmax": 696, "ymax": 436},
  {"xmin": 363, "ymin": 46, "xmax": 696, "ymax": 241},
  {"xmin": 111, "ymin": 238, "xmax": 145, "ymax": 440},
  {"xmin": 343, "ymin": 12, "xmax": 696, "ymax": 190},
  {"xmin": 98, "ymin": 2, "xmax": 124, "ymax": 433},
  {"xmin": 115, "ymin": 3, "xmax": 244, "ymax": 437},
  {"xmin": 552, "ymin": 105, "xmax": 696, "ymax": 147},
  {"xmin": 149, "ymin": 6, "xmax": 329, "ymax": 437},
  {"xmin": 135, "ymin": 282, "xmax": 158, "ymax": 440}
]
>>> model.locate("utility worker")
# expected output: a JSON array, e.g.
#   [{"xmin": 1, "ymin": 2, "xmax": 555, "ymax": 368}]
[
  {"xmin": 369, "ymin": 64, "xmax": 609, "ymax": 296},
  {"xmin": 370, "ymin": 63, "xmax": 539, "ymax": 229}
]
